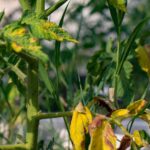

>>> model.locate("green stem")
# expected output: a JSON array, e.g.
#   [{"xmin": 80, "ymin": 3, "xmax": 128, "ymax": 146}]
[
  {"xmin": 26, "ymin": 60, "xmax": 39, "ymax": 150},
  {"xmin": 35, "ymin": 0, "xmax": 45, "ymax": 15},
  {"xmin": 110, "ymin": 119, "xmax": 132, "ymax": 138},
  {"xmin": 45, "ymin": 0, "xmax": 68, "ymax": 17},
  {"xmin": 34, "ymin": 111, "xmax": 72, "ymax": 120},
  {"xmin": 0, "ymin": 56, "xmax": 27, "ymax": 84},
  {"xmin": 19, "ymin": 0, "xmax": 31, "ymax": 11},
  {"xmin": 0, "ymin": 144, "xmax": 27, "ymax": 150},
  {"xmin": 114, "ymin": 23, "xmax": 121, "ymax": 108}
]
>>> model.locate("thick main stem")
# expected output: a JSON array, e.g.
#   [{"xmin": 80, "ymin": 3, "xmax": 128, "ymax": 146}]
[
  {"xmin": 35, "ymin": 0, "xmax": 45, "ymax": 15},
  {"xmin": 26, "ymin": 60, "xmax": 39, "ymax": 150}
]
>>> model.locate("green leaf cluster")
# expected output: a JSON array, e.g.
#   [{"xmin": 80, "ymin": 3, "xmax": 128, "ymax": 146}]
[{"xmin": 1, "ymin": 12, "xmax": 77, "ymax": 63}]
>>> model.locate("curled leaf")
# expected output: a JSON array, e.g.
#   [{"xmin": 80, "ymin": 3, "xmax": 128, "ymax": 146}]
[
  {"xmin": 22, "ymin": 13, "xmax": 78, "ymax": 43},
  {"xmin": 89, "ymin": 115, "xmax": 116, "ymax": 150},
  {"xmin": 70, "ymin": 102, "xmax": 92, "ymax": 150},
  {"xmin": 127, "ymin": 99, "xmax": 147, "ymax": 114},
  {"xmin": 111, "ymin": 109, "xmax": 129, "ymax": 119}
]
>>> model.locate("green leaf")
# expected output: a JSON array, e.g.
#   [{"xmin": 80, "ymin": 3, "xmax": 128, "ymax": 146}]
[
  {"xmin": 139, "ymin": 130, "xmax": 150, "ymax": 144},
  {"xmin": 3, "ymin": 22, "xmax": 48, "ymax": 63},
  {"xmin": 22, "ymin": 13, "xmax": 78, "ymax": 43},
  {"xmin": 117, "ymin": 17, "xmax": 150, "ymax": 75},
  {"xmin": 108, "ymin": 0, "xmax": 127, "ymax": 12},
  {"xmin": 39, "ymin": 62, "xmax": 56, "ymax": 96},
  {"xmin": 0, "ymin": 11, "xmax": 4, "ymax": 22}
]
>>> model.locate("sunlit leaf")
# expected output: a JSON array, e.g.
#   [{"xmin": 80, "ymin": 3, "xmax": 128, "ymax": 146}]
[
  {"xmin": 22, "ymin": 13, "xmax": 78, "ymax": 43},
  {"xmin": 89, "ymin": 115, "xmax": 116, "ymax": 150},
  {"xmin": 3, "ymin": 22, "xmax": 48, "ymax": 63},
  {"xmin": 108, "ymin": 0, "xmax": 127, "ymax": 12},
  {"xmin": 127, "ymin": 99, "xmax": 147, "ymax": 114},
  {"xmin": 70, "ymin": 102, "xmax": 92, "ymax": 150},
  {"xmin": 136, "ymin": 45, "xmax": 150, "ymax": 77},
  {"xmin": 111, "ymin": 109, "xmax": 129, "ymax": 119},
  {"xmin": 133, "ymin": 130, "xmax": 147, "ymax": 147}
]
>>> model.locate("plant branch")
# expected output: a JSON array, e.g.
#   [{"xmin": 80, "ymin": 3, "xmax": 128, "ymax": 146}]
[
  {"xmin": 0, "ymin": 56, "xmax": 27, "ymax": 84},
  {"xmin": 35, "ymin": 0, "xmax": 45, "ymax": 15},
  {"xmin": 34, "ymin": 111, "xmax": 72, "ymax": 120},
  {"xmin": 19, "ymin": 0, "xmax": 31, "ymax": 11},
  {"xmin": 45, "ymin": 0, "xmax": 68, "ymax": 17},
  {"xmin": 26, "ymin": 60, "xmax": 39, "ymax": 150},
  {"xmin": 0, "ymin": 144, "xmax": 27, "ymax": 150}
]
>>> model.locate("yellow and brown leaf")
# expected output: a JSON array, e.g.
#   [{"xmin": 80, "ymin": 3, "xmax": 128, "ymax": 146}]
[{"xmin": 70, "ymin": 102, "xmax": 92, "ymax": 150}]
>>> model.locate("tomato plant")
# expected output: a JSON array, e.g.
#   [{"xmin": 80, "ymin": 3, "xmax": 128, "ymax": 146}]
[{"xmin": 0, "ymin": 0, "xmax": 150, "ymax": 150}]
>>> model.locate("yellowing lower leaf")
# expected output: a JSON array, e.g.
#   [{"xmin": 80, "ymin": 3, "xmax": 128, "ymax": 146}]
[
  {"xmin": 89, "ymin": 117, "xmax": 116, "ymax": 150},
  {"xmin": 111, "ymin": 109, "xmax": 129, "ymax": 119},
  {"xmin": 136, "ymin": 45, "xmax": 150, "ymax": 77},
  {"xmin": 127, "ymin": 99, "xmax": 147, "ymax": 114},
  {"xmin": 70, "ymin": 102, "xmax": 92, "ymax": 150}
]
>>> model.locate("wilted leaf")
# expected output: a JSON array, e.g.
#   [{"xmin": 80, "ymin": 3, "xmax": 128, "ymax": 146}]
[
  {"xmin": 118, "ymin": 135, "xmax": 131, "ymax": 150},
  {"xmin": 136, "ymin": 45, "xmax": 150, "ymax": 77},
  {"xmin": 89, "ymin": 115, "xmax": 116, "ymax": 150},
  {"xmin": 127, "ymin": 99, "xmax": 147, "ymax": 114},
  {"xmin": 111, "ymin": 109, "xmax": 129, "ymax": 119},
  {"xmin": 108, "ymin": 0, "xmax": 127, "ymax": 12},
  {"xmin": 22, "ymin": 13, "xmax": 78, "ymax": 43},
  {"xmin": 70, "ymin": 102, "xmax": 92, "ymax": 150}
]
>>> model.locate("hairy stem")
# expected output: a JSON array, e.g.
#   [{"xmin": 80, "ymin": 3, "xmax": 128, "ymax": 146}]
[
  {"xmin": 0, "ymin": 144, "xmax": 27, "ymax": 150},
  {"xmin": 34, "ymin": 111, "xmax": 72, "ymax": 120},
  {"xmin": 35, "ymin": 0, "xmax": 45, "ymax": 15},
  {"xmin": 26, "ymin": 60, "xmax": 39, "ymax": 150}
]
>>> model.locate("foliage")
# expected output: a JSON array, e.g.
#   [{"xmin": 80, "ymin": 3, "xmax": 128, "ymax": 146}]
[
  {"xmin": 0, "ymin": 0, "xmax": 150, "ymax": 150},
  {"xmin": 70, "ymin": 100, "xmax": 150, "ymax": 149}
]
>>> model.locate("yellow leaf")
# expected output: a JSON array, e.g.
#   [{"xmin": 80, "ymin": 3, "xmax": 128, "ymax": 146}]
[
  {"xmin": 70, "ymin": 102, "xmax": 93, "ymax": 150},
  {"xmin": 127, "ymin": 99, "xmax": 147, "ymax": 114},
  {"xmin": 11, "ymin": 42, "xmax": 23, "ymax": 53},
  {"xmin": 11, "ymin": 27, "xmax": 27, "ymax": 36},
  {"xmin": 133, "ymin": 130, "xmax": 144, "ymax": 147},
  {"xmin": 89, "ymin": 116, "xmax": 116, "ymax": 150},
  {"xmin": 136, "ymin": 45, "xmax": 150, "ymax": 76},
  {"xmin": 111, "ymin": 109, "xmax": 129, "ymax": 119}
]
